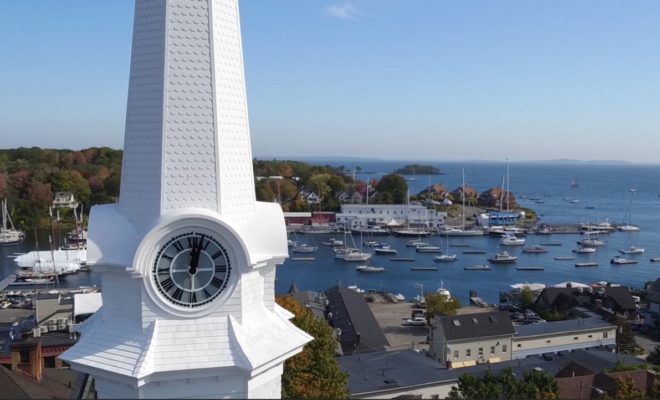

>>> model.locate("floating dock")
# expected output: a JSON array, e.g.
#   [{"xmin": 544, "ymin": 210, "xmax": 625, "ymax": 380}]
[
  {"xmin": 390, "ymin": 257, "xmax": 415, "ymax": 262},
  {"xmin": 449, "ymin": 244, "xmax": 471, "ymax": 248},
  {"xmin": 411, "ymin": 267, "xmax": 439, "ymax": 271},
  {"xmin": 291, "ymin": 257, "xmax": 315, "ymax": 261},
  {"xmin": 463, "ymin": 250, "xmax": 487, "ymax": 254},
  {"xmin": 516, "ymin": 266, "xmax": 544, "ymax": 271},
  {"xmin": 540, "ymin": 242, "xmax": 563, "ymax": 246},
  {"xmin": 575, "ymin": 262, "xmax": 598, "ymax": 268},
  {"xmin": 554, "ymin": 256, "xmax": 575, "ymax": 261}
]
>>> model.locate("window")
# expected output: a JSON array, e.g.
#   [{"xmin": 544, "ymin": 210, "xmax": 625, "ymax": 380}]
[
  {"xmin": 453, "ymin": 350, "xmax": 459, "ymax": 359},
  {"xmin": 546, "ymin": 340, "xmax": 551, "ymax": 344},
  {"xmin": 517, "ymin": 344, "xmax": 522, "ymax": 348},
  {"xmin": 574, "ymin": 337, "xmax": 579, "ymax": 340},
  {"xmin": 19, "ymin": 350, "xmax": 30, "ymax": 363},
  {"xmin": 588, "ymin": 335, "xmax": 593, "ymax": 338},
  {"xmin": 466, "ymin": 349, "xmax": 471, "ymax": 357},
  {"xmin": 478, "ymin": 347, "xmax": 483, "ymax": 356},
  {"xmin": 490, "ymin": 346, "xmax": 495, "ymax": 354},
  {"xmin": 603, "ymin": 332, "xmax": 609, "ymax": 339},
  {"xmin": 502, "ymin": 344, "xmax": 507, "ymax": 352}
]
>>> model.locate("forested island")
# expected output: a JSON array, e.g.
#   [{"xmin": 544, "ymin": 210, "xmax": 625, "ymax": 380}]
[{"xmin": 394, "ymin": 164, "xmax": 442, "ymax": 175}]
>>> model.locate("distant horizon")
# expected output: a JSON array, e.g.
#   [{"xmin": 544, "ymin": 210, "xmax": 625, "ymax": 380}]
[{"xmin": 2, "ymin": 1, "xmax": 660, "ymax": 163}]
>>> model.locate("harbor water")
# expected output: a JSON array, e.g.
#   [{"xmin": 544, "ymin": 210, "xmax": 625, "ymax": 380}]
[{"xmin": 2, "ymin": 161, "xmax": 660, "ymax": 305}]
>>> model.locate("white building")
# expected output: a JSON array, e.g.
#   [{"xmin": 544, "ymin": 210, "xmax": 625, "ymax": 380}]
[
  {"xmin": 60, "ymin": 0, "xmax": 311, "ymax": 398},
  {"xmin": 335, "ymin": 204, "xmax": 446, "ymax": 229}
]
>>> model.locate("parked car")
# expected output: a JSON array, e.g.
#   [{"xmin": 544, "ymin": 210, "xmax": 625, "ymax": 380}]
[
  {"xmin": 405, "ymin": 317, "xmax": 427, "ymax": 326},
  {"xmin": 510, "ymin": 312, "xmax": 524, "ymax": 322}
]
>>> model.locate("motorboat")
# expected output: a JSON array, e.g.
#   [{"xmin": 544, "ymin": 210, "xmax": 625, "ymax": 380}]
[
  {"xmin": 523, "ymin": 246, "xmax": 547, "ymax": 254},
  {"xmin": 439, "ymin": 227, "xmax": 485, "ymax": 236},
  {"xmin": 488, "ymin": 251, "xmax": 517, "ymax": 263},
  {"xmin": 577, "ymin": 239, "xmax": 605, "ymax": 247},
  {"xmin": 619, "ymin": 246, "xmax": 644, "ymax": 255},
  {"xmin": 392, "ymin": 228, "xmax": 430, "ymax": 237},
  {"xmin": 351, "ymin": 226, "xmax": 390, "ymax": 236},
  {"xmin": 610, "ymin": 256, "xmax": 638, "ymax": 265},
  {"xmin": 501, "ymin": 233, "xmax": 525, "ymax": 246},
  {"xmin": 573, "ymin": 247, "xmax": 596, "ymax": 254},
  {"xmin": 619, "ymin": 225, "xmax": 640, "ymax": 232},
  {"xmin": 321, "ymin": 238, "xmax": 344, "ymax": 246},
  {"xmin": 355, "ymin": 265, "xmax": 384, "ymax": 273},
  {"xmin": 433, "ymin": 254, "xmax": 457, "ymax": 262},
  {"xmin": 292, "ymin": 244, "xmax": 317, "ymax": 253},
  {"xmin": 374, "ymin": 246, "xmax": 397, "ymax": 255},
  {"xmin": 406, "ymin": 239, "xmax": 428, "ymax": 247}
]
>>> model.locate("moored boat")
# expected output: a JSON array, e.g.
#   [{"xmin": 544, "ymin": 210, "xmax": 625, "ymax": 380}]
[
  {"xmin": 374, "ymin": 246, "xmax": 397, "ymax": 255},
  {"xmin": 488, "ymin": 251, "xmax": 517, "ymax": 263},
  {"xmin": 356, "ymin": 265, "xmax": 385, "ymax": 273},
  {"xmin": 433, "ymin": 254, "xmax": 458, "ymax": 262},
  {"xmin": 501, "ymin": 233, "xmax": 525, "ymax": 246},
  {"xmin": 573, "ymin": 247, "xmax": 596, "ymax": 254},
  {"xmin": 464, "ymin": 264, "xmax": 491, "ymax": 271},
  {"xmin": 610, "ymin": 256, "xmax": 638, "ymax": 265},
  {"xmin": 523, "ymin": 246, "xmax": 547, "ymax": 254},
  {"xmin": 619, "ymin": 246, "xmax": 644, "ymax": 255}
]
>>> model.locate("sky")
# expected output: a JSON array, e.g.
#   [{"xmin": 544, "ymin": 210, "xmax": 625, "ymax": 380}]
[{"xmin": 1, "ymin": 1, "xmax": 659, "ymax": 163}]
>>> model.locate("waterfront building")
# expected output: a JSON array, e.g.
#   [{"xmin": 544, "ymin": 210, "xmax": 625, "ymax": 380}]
[
  {"xmin": 60, "ymin": 0, "xmax": 311, "ymax": 398},
  {"xmin": 642, "ymin": 278, "xmax": 660, "ymax": 330},
  {"xmin": 335, "ymin": 204, "xmax": 446, "ymax": 230}
]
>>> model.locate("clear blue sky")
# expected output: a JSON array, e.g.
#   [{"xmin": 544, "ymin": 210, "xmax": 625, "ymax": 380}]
[{"xmin": 1, "ymin": 1, "xmax": 659, "ymax": 163}]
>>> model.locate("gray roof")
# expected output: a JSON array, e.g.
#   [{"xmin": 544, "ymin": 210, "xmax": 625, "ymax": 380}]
[
  {"xmin": 338, "ymin": 348, "xmax": 645, "ymax": 397},
  {"xmin": 515, "ymin": 317, "xmax": 615, "ymax": 338},
  {"xmin": 325, "ymin": 285, "xmax": 389, "ymax": 355},
  {"xmin": 536, "ymin": 286, "xmax": 636, "ymax": 313},
  {"xmin": 438, "ymin": 311, "xmax": 514, "ymax": 342}
]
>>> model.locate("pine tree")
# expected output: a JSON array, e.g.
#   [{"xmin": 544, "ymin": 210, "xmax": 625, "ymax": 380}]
[{"xmin": 276, "ymin": 295, "xmax": 348, "ymax": 399}]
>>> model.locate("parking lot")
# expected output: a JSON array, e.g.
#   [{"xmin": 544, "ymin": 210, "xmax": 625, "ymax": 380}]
[{"xmin": 368, "ymin": 302, "xmax": 430, "ymax": 351}]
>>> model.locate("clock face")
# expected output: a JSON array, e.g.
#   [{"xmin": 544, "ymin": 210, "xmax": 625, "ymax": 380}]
[{"xmin": 152, "ymin": 231, "xmax": 231, "ymax": 308}]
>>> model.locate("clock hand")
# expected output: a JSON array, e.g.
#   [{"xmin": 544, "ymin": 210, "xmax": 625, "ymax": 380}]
[{"xmin": 189, "ymin": 241, "xmax": 202, "ymax": 274}]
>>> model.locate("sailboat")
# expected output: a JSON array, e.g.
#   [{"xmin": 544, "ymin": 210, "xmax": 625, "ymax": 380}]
[
  {"xmin": 440, "ymin": 169, "xmax": 483, "ymax": 236},
  {"xmin": 0, "ymin": 199, "xmax": 24, "ymax": 245},
  {"xmin": 619, "ymin": 191, "xmax": 640, "ymax": 232},
  {"xmin": 433, "ymin": 233, "xmax": 457, "ymax": 262}
]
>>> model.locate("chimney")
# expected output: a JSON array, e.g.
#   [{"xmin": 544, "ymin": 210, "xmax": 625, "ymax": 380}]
[{"xmin": 594, "ymin": 299, "xmax": 603, "ymax": 309}]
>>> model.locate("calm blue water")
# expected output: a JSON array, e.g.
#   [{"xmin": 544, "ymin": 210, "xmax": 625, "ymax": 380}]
[
  {"xmin": 275, "ymin": 161, "xmax": 660, "ymax": 304},
  {"xmin": 2, "ymin": 161, "xmax": 660, "ymax": 305}
]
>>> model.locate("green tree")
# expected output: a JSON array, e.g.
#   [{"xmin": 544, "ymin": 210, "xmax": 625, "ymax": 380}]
[
  {"xmin": 521, "ymin": 287, "xmax": 536, "ymax": 310},
  {"xmin": 610, "ymin": 376, "xmax": 644, "ymax": 399},
  {"xmin": 375, "ymin": 174, "xmax": 408, "ymax": 204},
  {"xmin": 646, "ymin": 345, "xmax": 660, "ymax": 365},
  {"xmin": 276, "ymin": 295, "xmax": 348, "ymax": 399},
  {"xmin": 448, "ymin": 368, "xmax": 558, "ymax": 400},
  {"xmin": 424, "ymin": 293, "xmax": 461, "ymax": 321}
]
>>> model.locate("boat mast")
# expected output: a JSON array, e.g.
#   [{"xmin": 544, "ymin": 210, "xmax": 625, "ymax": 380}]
[
  {"xmin": 506, "ymin": 158, "xmax": 510, "ymax": 213},
  {"xmin": 462, "ymin": 168, "xmax": 466, "ymax": 230}
]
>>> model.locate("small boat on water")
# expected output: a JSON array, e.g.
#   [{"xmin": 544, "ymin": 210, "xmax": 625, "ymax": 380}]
[
  {"xmin": 406, "ymin": 239, "xmax": 428, "ymax": 247},
  {"xmin": 501, "ymin": 233, "xmax": 525, "ymax": 246},
  {"xmin": 464, "ymin": 264, "xmax": 491, "ymax": 271},
  {"xmin": 651, "ymin": 257, "xmax": 660, "ymax": 262},
  {"xmin": 619, "ymin": 246, "xmax": 644, "ymax": 255},
  {"xmin": 433, "ymin": 254, "xmax": 458, "ymax": 262},
  {"xmin": 0, "ymin": 199, "xmax": 24, "ymax": 246},
  {"xmin": 554, "ymin": 256, "xmax": 575, "ymax": 261},
  {"xmin": 374, "ymin": 247, "xmax": 397, "ymax": 255},
  {"xmin": 292, "ymin": 244, "xmax": 318, "ymax": 253},
  {"xmin": 619, "ymin": 225, "xmax": 640, "ymax": 232},
  {"xmin": 321, "ymin": 238, "xmax": 344, "ymax": 246},
  {"xmin": 356, "ymin": 265, "xmax": 384, "ymax": 273},
  {"xmin": 488, "ymin": 251, "xmax": 517, "ymax": 264},
  {"xmin": 393, "ymin": 228, "xmax": 430, "ymax": 237},
  {"xmin": 611, "ymin": 256, "xmax": 638, "ymax": 265},
  {"xmin": 523, "ymin": 246, "xmax": 547, "ymax": 254},
  {"xmin": 573, "ymin": 247, "xmax": 596, "ymax": 254},
  {"xmin": 577, "ymin": 239, "xmax": 605, "ymax": 247},
  {"xmin": 343, "ymin": 250, "xmax": 373, "ymax": 262}
]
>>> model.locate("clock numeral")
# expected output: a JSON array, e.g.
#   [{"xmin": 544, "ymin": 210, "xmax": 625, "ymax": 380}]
[
  {"xmin": 211, "ymin": 277, "xmax": 224, "ymax": 288},
  {"xmin": 172, "ymin": 288, "xmax": 184, "ymax": 301},
  {"xmin": 203, "ymin": 239, "xmax": 210, "ymax": 250},
  {"xmin": 215, "ymin": 265, "xmax": 227, "ymax": 273},
  {"xmin": 203, "ymin": 288, "xmax": 212, "ymax": 299},
  {"xmin": 161, "ymin": 254, "xmax": 173, "ymax": 261},
  {"xmin": 211, "ymin": 250, "xmax": 224, "ymax": 260},
  {"xmin": 161, "ymin": 277, "xmax": 175, "ymax": 292},
  {"xmin": 173, "ymin": 241, "xmax": 184, "ymax": 252},
  {"xmin": 157, "ymin": 267, "xmax": 169, "ymax": 274}
]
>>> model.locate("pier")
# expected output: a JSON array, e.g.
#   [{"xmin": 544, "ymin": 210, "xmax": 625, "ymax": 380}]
[{"xmin": 0, "ymin": 274, "xmax": 16, "ymax": 291}]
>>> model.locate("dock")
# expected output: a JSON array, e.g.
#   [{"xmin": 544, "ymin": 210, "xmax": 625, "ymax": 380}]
[
  {"xmin": 516, "ymin": 266, "xmax": 544, "ymax": 271},
  {"xmin": 463, "ymin": 250, "xmax": 486, "ymax": 254},
  {"xmin": 554, "ymin": 256, "xmax": 575, "ymax": 261},
  {"xmin": 390, "ymin": 257, "xmax": 415, "ymax": 262},
  {"xmin": 575, "ymin": 262, "xmax": 598, "ymax": 268},
  {"xmin": 449, "ymin": 244, "xmax": 470, "ymax": 248},
  {"xmin": 410, "ymin": 267, "xmax": 438, "ymax": 271},
  {"xmin": 0, "ymin": 274, "xmax": 16, "ymax": 291},
  {"xmin": 540, "ymin": 242, "xmax": 563, "ymax": 246},
  {"xmin": 291, "ymin": 257, "xmax": 315, "ymax": 261}
]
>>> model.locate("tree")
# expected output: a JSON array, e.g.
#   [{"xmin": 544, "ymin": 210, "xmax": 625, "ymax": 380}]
[
  {"xmin": 611, "ymin": 376, "xmax": 644, "ymax": 399},
  {"xmin": 448, "ymin": 368, "xmax": 558, "ymax": 400},
  {"xmin": 276, "ymin": 295, "xmax": 348, "ymax": 399},
  {"xmin": 375, "ymin": 174, "xmax": 408, "ymax": 204},
  {"xmin": 615, "ymin": 317, "xmax": 642, "ymax": 355},
  {"xmin": 646, "ymin": 345, "xmax": 660, "ymax": 365},
  {"xmin": 520, "ymin": 287, "xmax": 536, "ymax": 310},
  {"xmin": 424, "ymin": 293, "xmax": 461, "ymax": 321}
]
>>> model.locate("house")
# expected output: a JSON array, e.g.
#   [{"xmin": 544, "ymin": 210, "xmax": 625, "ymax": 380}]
[
  {"xmin": 300, "ymin": 190, "xmax": 321, "ymax": 205},
  {"xmin": 416, "ymin": 184, "xmax": 448, "ymax": 199},
  {"xmin": 450, "ymin": 185, "xmax": 478, "ymax": 202},
  {"xmin": 325, "ymin": 286, "xmax": 389, "ymax": 355},
  {"xmin": 643, "ymin": 278, "xmax": 660, "ymax": 330},
  {"xmin": 535, "ymin": 285, "xmax": 637, "ymax": 318},
  {"xmin": 428, "ymin": 311, "xmax": 515, "ymax": 367},
  {"xmin": 478, "ymin": 187, "xmax": 517, "ymax": 209}
]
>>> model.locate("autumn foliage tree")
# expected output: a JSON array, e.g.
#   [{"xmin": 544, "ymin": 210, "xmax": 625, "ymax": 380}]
[{"xmin": 275, "ymin": 295, "xmax": 348, "ymax": 399}]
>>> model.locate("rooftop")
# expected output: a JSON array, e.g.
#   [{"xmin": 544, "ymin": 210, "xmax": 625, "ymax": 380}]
[
  {"xmin": 437, "ymin": 311, "xmax": 514, "ymax": 342},
  {"xmin": 515, "ymin": 317, "xmax": 615, "ymax": 338}
]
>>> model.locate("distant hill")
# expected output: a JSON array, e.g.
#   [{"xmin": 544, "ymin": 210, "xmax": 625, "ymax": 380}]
[{"xmin": 521, "ymin": 159, "xmax": 631, "ymax": 165}]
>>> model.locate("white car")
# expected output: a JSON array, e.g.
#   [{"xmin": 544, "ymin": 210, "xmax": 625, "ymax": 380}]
[{"xmin": 406, "ymin": 317, "xmax": 427, "ymax": 326}]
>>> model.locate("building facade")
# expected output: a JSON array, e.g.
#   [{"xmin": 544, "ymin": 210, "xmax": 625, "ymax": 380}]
[{"xmin": 336, "ymin": 204, "xmax": 446, "ymax": 230}]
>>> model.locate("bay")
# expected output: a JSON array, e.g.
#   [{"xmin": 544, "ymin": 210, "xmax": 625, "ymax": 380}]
[{"xmin": 2, "ymin": 161, "xmax": 660, "ymax": 305}]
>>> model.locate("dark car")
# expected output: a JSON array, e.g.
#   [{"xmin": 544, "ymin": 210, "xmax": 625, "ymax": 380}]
[{"xmin": 510, "ymin": 312, "xmax": 524, "ymax": 321}]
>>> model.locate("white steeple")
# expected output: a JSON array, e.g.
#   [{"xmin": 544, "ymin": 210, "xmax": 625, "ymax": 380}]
[{"xmin": 60, "ymin": 1, "xmax": 311, "ymax": 398}]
